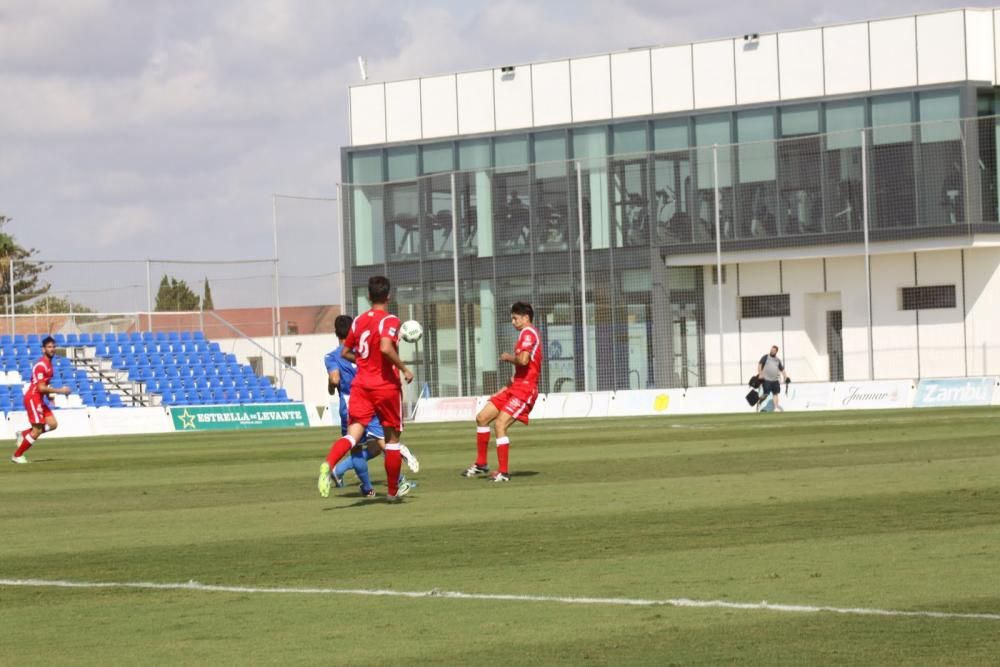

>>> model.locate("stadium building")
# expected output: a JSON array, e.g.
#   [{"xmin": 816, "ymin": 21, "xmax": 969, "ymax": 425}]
[{"xmin": 340, "ymin": 8, "xmax": 1000, "ymax": 400}]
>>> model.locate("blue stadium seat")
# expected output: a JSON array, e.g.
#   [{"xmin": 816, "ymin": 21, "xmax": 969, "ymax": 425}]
[
  {"xmin": 78, "ymin": 333, "xmax": 92, "ymax": 344},
  {"xmin": 13, "ymin": 335, "xmax": 25, "ymax": 345},
  {"xmin": 65, "ymin": 333, "xmax": 79, "ymax": 346},
  {"xmin": 109, "ymin": 394, "xmax": 124, "ymax": 408},
  {"xmin": 53, "ymin": 333, "xmax": 66, "ymax": 346}
]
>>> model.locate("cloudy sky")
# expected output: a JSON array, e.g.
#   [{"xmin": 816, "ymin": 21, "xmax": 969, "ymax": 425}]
[{"xmin": 0, "ymin": 0, "xmax": 988, "ymax": 310}]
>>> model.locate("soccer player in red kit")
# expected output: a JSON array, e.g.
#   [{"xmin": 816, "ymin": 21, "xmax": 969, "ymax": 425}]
[
  {"xmin": 11, "ymin": 336, "xmax": 71, "ymax": 464},
  {"xmin": 464, "ymin": 301, "xmax": 541, "ymax": 482},
  {"xmin": 318, "ymin": 275, "xmax": 414, "ymax": 501}
]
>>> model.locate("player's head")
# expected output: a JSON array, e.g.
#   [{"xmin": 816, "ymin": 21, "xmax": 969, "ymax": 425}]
[
  {"xmin": 770, "ymin": 345, "xmax": 779, "ymax": 356},
  {"xmin": 368, "ymin": 275, "xmax": 391, "ymax": 304},
  {"xmin": 510, "ymin": 301, "xmax": 533, "ymax": 329},
  {"xmin": 334, "ymin": 314, "xmax": 353, "ymax": 341},
  {"xmin": 41, "ymin": 336, "xmax": 57, "ymax": 357}
]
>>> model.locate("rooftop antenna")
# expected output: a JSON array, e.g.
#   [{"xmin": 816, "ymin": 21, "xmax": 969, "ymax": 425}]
[{"xmin": 357, "ymin": 56, "xmax": 368, "ymax": 82}]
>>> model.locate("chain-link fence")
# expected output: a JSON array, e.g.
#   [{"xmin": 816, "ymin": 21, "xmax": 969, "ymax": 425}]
[{"xmin": 343, "ymin": 115, "xmax": 1000, "ymax": 398}]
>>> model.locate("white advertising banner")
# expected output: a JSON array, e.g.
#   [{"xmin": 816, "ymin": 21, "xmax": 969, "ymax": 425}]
[
  {"xmin": 89, "ymin": 406, "xmax": 173, "ymax": 435},
  {"xmin": 829, "ymin": 380, "xmax": 914, "ymax": 410},
  {"xmin": 676, "ymin": 386, "xmax": 758, "ymax": 414},
  {"xmin": 7, "ymin": 409, "xmax": 92, "ymax": 439},
  {"xmin": 532, "ymin": 392, "xmax": 613, "ymax": 420},
  {"xmin": 782, "ymin": 382, "xmax": 836, "ymax": 411},
  {"xmin": 606, "ymin": 389, "xmax": 684, "ymax": 416},
  {"xmin": 413, "ymin": 397, "xmax": 479, "ymax": 423}
]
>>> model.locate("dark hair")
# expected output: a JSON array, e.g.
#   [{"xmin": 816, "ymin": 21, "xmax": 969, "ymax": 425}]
[
  {"xmin": 42, "ymin": 336, "xmax": 56, "ymax": 347},
  {"xmin": 368, "ymin": 275, "xmax": 391, "ymax": 304},
  {"xmin": 334, "ymin": 314, "xmax": 353, "ymax": 339},
  {"xmin": 510, "ymin": 301, "xmax": 534, "ymax": 322}
]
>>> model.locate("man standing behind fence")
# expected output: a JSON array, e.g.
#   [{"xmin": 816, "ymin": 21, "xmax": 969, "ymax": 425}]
[{"xmin": 757, "ymin": 345, "xmax": 789, "ymax": 412}]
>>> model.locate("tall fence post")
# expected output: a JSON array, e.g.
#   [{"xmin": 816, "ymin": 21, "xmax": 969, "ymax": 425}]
[
  {"xmin": 576, "ymin": 161, "xmax": 590, "ymax": 393},
  {"xmin": 271, "ymin": 194, "xmax": 282, "ymax": 388},
  {"xmin": 450, "ymin": 172, "xmax": 463, "ymax": 396},
  {"xmin": 861, "ymin": 130, "xmax": 874, "ymax": 381},
  {"xmin": 713, "ymin": 145, "xmax": 724, "ymax": 385}
]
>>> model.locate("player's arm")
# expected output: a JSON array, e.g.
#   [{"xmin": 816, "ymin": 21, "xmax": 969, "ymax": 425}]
[
  {"xmin": 757, "ymin": 357, "xmax": 765, "ymax": 379},
  {"xmin": 379, "ymin": 337, "xmax": 413, "ymax": 384},
  {"xmin": 341, "ymin": 347, "xmax": 356, "ymax": 363},
  {"xmin": 36, "ymin": 379, "xmax": 70, "ymax": 396},
  {"xmin": 500, "ymin": 350, "xmax": 530, "ymax": 366},
  {"xmin": 328, "ymin": 369, "xmax": 340, "ymax": 395}
]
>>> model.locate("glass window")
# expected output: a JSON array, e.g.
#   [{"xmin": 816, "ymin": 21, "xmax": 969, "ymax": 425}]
[
  {"xmin": 613, "ymin": 122, "xmax": 648, "ymax": 156},
  {"xmin": 694, "ymin": 114, "xmax": 733, "ymax": 242},
  {"xmin": 387, "ymin": 146, "xmax": 418, "ymax": 181},
  {"xmin": 494, "ymin": 135, "xmax": 529, "ymax": 170},
  {"xmin": 825, "ymin": 100, "xmax": 866, "ymax": 149},
  {"xmin": 349, "ymin": 150, "xmax": 383, "ymax": 184},
  {"xmin": 919, "ymin": 90, "xmax": 960, "ymax": 143},
  {"xmin": 654, "ymin": 119, "xmax": 690, "ymax": 152},
  {"xmin": 459, "ymin": 139, "xmax": 491, "ymax": 170},
  {"xmin": 422, "ymin": 143, "xmax": 454, "ymax": 173},
  {"xmin": 534, "ymin": 131, "xmax": 568, "ymax": 179},
  {"xmin": 572, "ymin": 127, "xmax": 608, "ymax": 161},
  {"xmin": 736, "ymin": 110, "xmax": 775, "ymax": 182},
  {"xmin": 781, "ymin": 105, "xmax": 819, "ymax": 137},
  {"xmin": 872, "ymin": 95, "xmax": 913, "ymax": 145}
]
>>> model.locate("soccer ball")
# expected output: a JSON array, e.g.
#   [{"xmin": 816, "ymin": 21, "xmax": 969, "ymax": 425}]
[{"xmin": 400, "ymin": 320, "xmax": 423, "ymax": 343}]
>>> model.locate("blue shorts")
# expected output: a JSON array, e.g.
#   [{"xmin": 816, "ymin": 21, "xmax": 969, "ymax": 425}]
[{"xmin": 341, "ymin": 393, "xmax": 385, "ymax": 440}]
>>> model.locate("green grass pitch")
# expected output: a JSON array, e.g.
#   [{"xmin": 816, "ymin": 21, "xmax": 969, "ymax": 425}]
[{"xmin": 1, "ymin": 407, "xmax": 999, "ymax": 665}]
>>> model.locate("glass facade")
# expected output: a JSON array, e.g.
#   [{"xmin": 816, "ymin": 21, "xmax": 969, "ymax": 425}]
[{"xmin": 343, "ymin": 86, "xmax": 998, "ymax": 397}]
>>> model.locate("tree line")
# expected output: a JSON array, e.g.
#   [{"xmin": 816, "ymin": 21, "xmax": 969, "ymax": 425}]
[{"xmin": 1, "ymin": 215, "xmax": 216, "ymax": 313}]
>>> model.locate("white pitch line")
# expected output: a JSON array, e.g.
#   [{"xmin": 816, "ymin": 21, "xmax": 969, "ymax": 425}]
[{"xmin": 1, "ymin": 578, "xmax": 998, "ymax": 622}]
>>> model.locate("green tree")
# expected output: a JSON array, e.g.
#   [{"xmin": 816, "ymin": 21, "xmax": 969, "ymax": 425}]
[
  {"xmin": 202, "ymin": 278, "xmax": 214, "ymax": 310},
  {"xmin": 27, "ymin": 295, "xmax": 94, "ymax": 314},
  {"xmin": 154, "ymin": 275, "xmax": 200, "ymax": 311},
  {"xmin": 0, "ymin": 215, "xmax": 51, "ymax": 313}
]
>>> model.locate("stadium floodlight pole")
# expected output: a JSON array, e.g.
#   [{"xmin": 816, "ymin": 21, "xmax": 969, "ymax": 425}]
[
  {"xmin": 145, "ymin": 260, "xmax": 152, "ymax": 333},
  {"xmin": 336, "ymin": 183, "xmax": 346, "ymax": 310},
  {"xmin": 576, "ymin": 161, "xmax": 590, "ymax": 393},
  {"xmin": 450, "ymin": 172, "xmax": 463, "ymax": 396},
  {"xmin": 271, "ymin": 193, "xmax": 282, "ymax": 389},
  {"xmin": 861, "ymin": 130, "xmax": 874, "ymax": 381},
  {"xmin": 713, "ymin": 144, "xmax": 724, "ymax": 385}
]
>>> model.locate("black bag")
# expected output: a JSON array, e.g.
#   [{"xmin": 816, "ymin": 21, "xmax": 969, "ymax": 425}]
[
  {"xmin": 748, "ymin": 375, "xmax": 762, "ymax": 389},
  {"xmin": 745, "ymin": 389, "xmax": 760, "ymax": 406}
]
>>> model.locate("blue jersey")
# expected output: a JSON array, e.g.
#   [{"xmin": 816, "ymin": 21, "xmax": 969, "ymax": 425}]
[
  {"xmin": 325, "ymin": 345, "xmax": 357, "ymax": 395},
  {"xmin": 325, "ymin": 343, "xmax": 383, "ymax": 439}
]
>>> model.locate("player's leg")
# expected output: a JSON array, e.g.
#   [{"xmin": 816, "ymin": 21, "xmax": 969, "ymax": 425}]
[
  {"xmin": 374, "ymin": 389, "xmax": 408, "ymax": 500},
  {"xmin": 773, "ymin": 383, "xmax": 783, "ymax": 411},
  {"xmin": 13, "ymin": 400, "xmax": 47, "ymax": 463},
  {"xmin": 465, "ymin": 398, "xmax": 501, "ymax": 476},
  {"xmin": 491, "ymin": 411, "xmax": 517, "ymax": 482},
  {"xmin": 320, "ymin": 420, "xmax": 366, "ymax": 498}
]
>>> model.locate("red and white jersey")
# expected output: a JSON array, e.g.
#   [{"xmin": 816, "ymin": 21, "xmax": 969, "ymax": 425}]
[
  {"xmin": 511, "ymin": 325, "xmax": 542, "ymax": 390},
  {"xmin": 26, "ymin": 355, "xmax": 54, "ymax": 402},
  {"xmin": 344, "ymin": 308, "xmax": 402, "ymax": 390}
]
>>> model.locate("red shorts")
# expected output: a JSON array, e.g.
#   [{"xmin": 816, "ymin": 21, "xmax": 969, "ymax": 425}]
[
  {"xmin": 24, "ymin": 394, "xmax": 53, "ymax": 425},
  {"xmin": 349, "ymin": 384, "xmax": 403, "ymax": 431},
  {"xmin": 490, "ymin": 384, "xmax": 538, "ymax": 424}
]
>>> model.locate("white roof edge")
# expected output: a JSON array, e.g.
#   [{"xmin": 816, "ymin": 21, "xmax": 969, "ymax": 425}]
[{"xmin": 348, "ymin": 6, "xmax": 993, "ymax": 90}]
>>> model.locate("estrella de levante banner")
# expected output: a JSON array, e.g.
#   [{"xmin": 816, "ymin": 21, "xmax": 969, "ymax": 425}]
[{"xmin": 170, "ymin": 404, "xmax": 309, "ymax": 430}]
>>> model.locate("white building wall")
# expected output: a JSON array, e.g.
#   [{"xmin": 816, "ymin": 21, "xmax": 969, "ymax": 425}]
[
  {"xmin": 570, "ymin": 55, "xmax": 612, "ymax": 122},
  {"xmin": 420, "ymin": 75, "xmax": 458, "ymax": 139},
  {"xmin": 384, "ymin": 80, "xmax": 422, "ymax": 143},
  {"xmin": 456, "ymin": 70, "xmax": 495, "ymax": 134},
  {"xmin": 531, "ymin": 61, "xmax": 572, "ymax": 127},
  {"xmin": 869, "ymin": 17, "xmax": 918, "ymax": 91},
  {"xmin": 610, "ymin": 50, "xmax": 653, "ymax": 119},
  {"xmin": 778, "ymin": 29, "xmax": 825, "ymax": 100},
  {"xmin": 780, "ymin": 259, "xmax": 827, "ymax": 382},
  {"xmin": 702, "ymin": 263, "xmax": 741, "ymax": 384},
  {"xmin": 736, "ymin": 262, "xmax": 781, "ymax": 383},
  {"xmin": 734, "ymin": 34, "xmax": 779, "ymax": 105},
  {"xmin": 650, "ymin": 45, "xmax": 694, "ymax": 113},
  {"xmin": 961, "ymin": 247, "xmax": 1000, "ymax": 375},
  {"xmin": 822, "ymin": 22, "xmax": 871, "ymax": 95},
  {"xmin": 915, "ymin": 250, "xmax": 966, "ymax": 377},
  {"xmin": 821, "ymin": 255, "xmax": 869, "ymax": 380},
  {"xmin": 965, "ymin": 8, "xmax": 996, "ymax": 83},
  {"xmin": 916, "ymin": 11, "xmax": 967, "ymax": 85},
  {"xmin": 870, "ymin": 253, "xmax": 919, "ymax": 379},
  {"xmin": 692, "ymin": 40, "xmax": 736, "ymax": 109},
  {"xmin": 349, "ymin": 9, "xmax": 1000, "ymax": 145}
]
